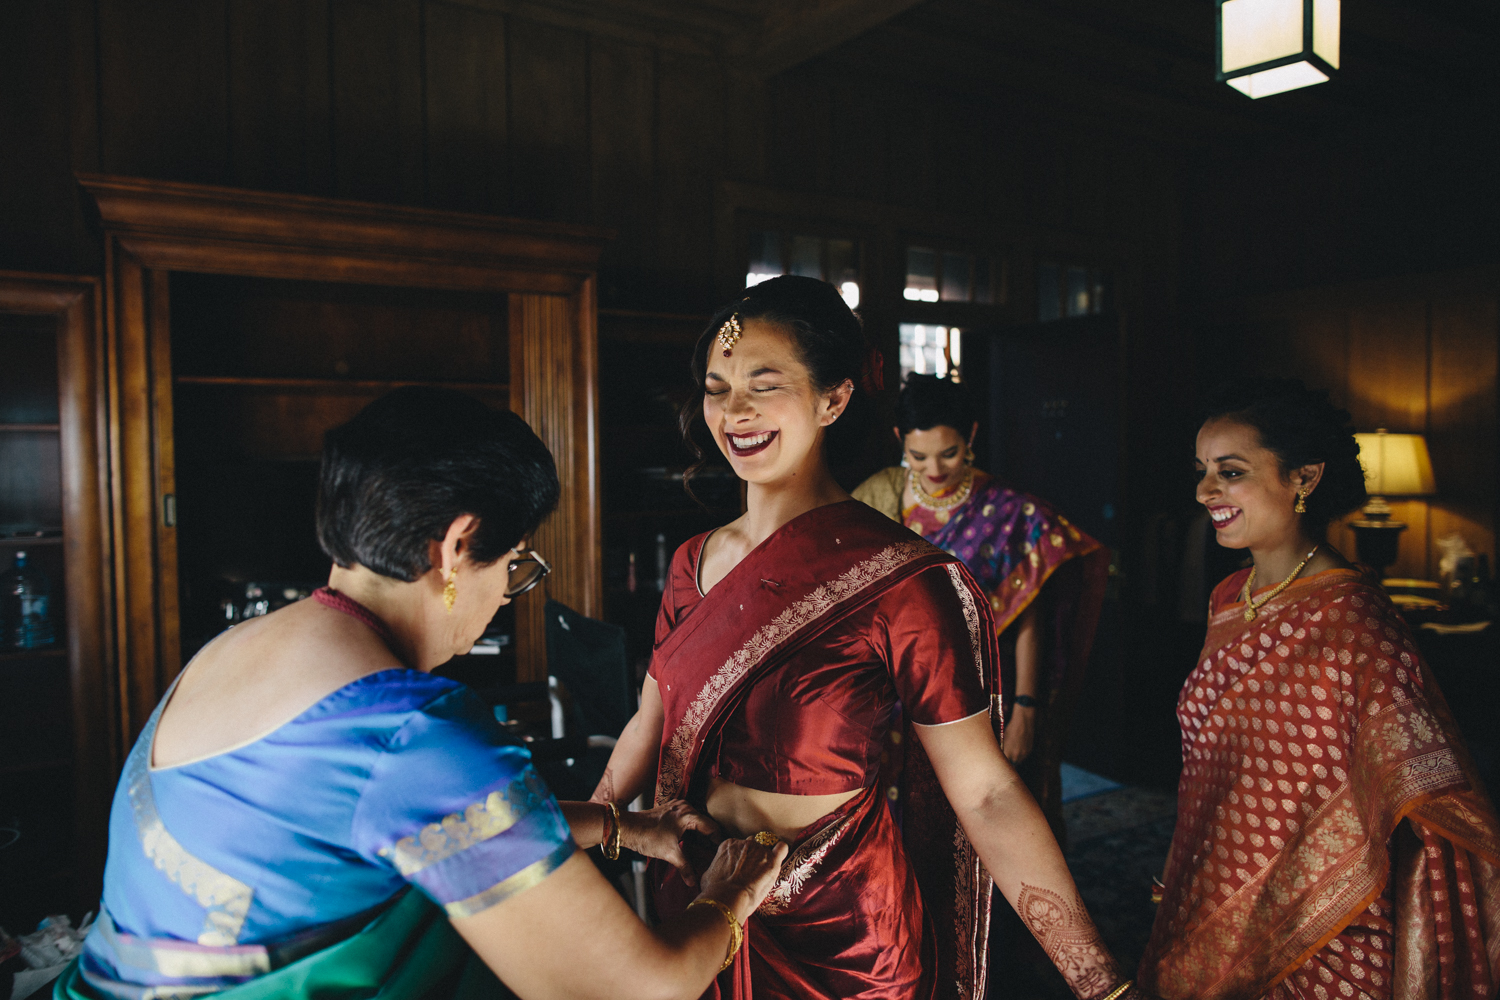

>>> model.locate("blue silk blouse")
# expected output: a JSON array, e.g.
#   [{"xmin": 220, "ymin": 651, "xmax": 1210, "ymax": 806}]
[{"xmin": 78, "ymin": 669, "xmax": 574, "ymax": 999}]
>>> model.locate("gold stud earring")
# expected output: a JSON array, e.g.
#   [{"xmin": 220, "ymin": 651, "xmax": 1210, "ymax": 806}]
[
  {"xmin": 443, "ymin": 569, "xmax": 458, "ymax": 613},
  {"xmin": 1294, "ymin": 489, "xmax": 1308, "ymax": 514}
]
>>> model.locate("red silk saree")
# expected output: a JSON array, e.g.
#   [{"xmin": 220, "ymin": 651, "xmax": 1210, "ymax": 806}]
[
  {"xmin": 1140, "ymin": 568, "xmax": 1500, "ymax": 1000},
  {"xmin": 649, "ymin": 501, "xmax": 1002, "ymax": 1000}
]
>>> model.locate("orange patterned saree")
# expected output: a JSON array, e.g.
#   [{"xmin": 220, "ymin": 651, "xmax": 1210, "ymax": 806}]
[{"xmin": 1140, "ymin": 568, "xmax": 1500, "ymax": 1000}]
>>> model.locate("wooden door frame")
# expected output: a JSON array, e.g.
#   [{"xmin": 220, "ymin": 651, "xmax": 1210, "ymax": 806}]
[
  {"xmin": 0, "ymin": 271, "xmax": 113, "ymax": 907},
  {"xmin": 78, "ymin": 174, "xmax": 611, "ymax": 747}
]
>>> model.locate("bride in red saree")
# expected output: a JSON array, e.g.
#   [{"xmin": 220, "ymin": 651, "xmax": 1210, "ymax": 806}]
[
  {"xmin": 595, "ymin": 276, "xmax": 1148, "ymax": 1000},
  {"xmin": 1140, "ymin": 379, "xmax": 1500, "ymax": 1000}
]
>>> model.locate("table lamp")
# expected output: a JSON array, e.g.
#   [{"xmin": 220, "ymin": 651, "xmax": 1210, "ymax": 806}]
[{"xmin": 1350, "ymin": 429, "xmax": 1435, "ymax": 579}]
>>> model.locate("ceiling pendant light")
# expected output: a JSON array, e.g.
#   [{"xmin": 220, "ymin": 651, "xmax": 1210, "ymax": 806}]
[{"xmin": 1217, "ymin": 0, "xmax": 1340, "ymax": 99}]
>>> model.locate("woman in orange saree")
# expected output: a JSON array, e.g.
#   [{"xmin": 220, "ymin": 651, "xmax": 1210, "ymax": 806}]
[
  {"xmin": 1140, "ymin": 378, "xmax": 1500, "ymax": 1000},
  {"xmin": 596, "ymin": 277, "xmax": 1150, "ymax": 1000}
]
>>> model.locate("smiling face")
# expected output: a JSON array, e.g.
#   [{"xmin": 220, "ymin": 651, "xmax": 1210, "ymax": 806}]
[
  {"xmin": 901, "ymin": 424, "xmax": 973, "ymax": 492},
  {"xmin": 1195, "ymin": 418, "xmax": 1320, "ymax": 552},
  {"xmin": 702, "ymin": 318, "xmax": 850, "ymax": 487}
]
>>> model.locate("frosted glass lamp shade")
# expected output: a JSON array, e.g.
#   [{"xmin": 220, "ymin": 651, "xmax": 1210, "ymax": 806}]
[
  {"xmin": 1354, "ymin": 432, "xmax": 1436, "ymax": 497},
  {"xmin": 1218, "ymin": 0, "xmax": 1339, "ymax": 98}
]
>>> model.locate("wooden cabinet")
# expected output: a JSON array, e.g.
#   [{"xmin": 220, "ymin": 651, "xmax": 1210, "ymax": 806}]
[
  {"xmin": 79, "ymin": 174, "xmax": 609, "ymax": 754},
  {"xmin": 0, "ymin": 273, "xmax": 112, "ymax": 925}
]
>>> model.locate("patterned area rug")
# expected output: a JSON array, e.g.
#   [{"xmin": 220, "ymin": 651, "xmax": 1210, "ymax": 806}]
[{"xmin": 992, "ymin": 779, "xmax": 1178, "ymax": 999}]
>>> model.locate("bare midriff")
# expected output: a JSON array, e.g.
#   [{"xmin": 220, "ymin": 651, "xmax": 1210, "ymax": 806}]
[{"xmin": 705, "ymin": 777, "xmax": 861, "ymax": 841}]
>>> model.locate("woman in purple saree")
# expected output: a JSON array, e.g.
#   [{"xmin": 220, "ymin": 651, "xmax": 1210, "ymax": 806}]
[{"xmin": 854, "ymin": 374, "xmax": 1109, "ymax": 842}]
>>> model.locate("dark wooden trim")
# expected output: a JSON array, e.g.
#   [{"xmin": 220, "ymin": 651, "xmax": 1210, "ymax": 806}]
[{"xmin": 0, "ymin": 270, "xmax": 113, "ymax": 916}]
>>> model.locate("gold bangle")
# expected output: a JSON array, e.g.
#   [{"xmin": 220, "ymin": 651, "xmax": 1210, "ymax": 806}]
[
  {"xmin": 687, "ymin": 897, "xmax": 743, "ymax": 973},
  {"xmin": 602, "ymin": 801, "xmax": 622, "ymax": 861},
  {"xmin": 1097, "ymin": 981, "xmax": 1134, "ymax": 1000}
]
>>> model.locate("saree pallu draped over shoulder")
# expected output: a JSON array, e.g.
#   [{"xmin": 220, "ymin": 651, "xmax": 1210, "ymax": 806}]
[
  {"xmin": 651, "ymin": 502, "xmax": 1002, "ymax": 1000},
  {"xmin": 1140, "ymin": 569, "xmax": 1500, "ymax": 1000}
]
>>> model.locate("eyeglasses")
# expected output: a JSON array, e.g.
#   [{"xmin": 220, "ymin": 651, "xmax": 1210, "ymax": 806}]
[{"xmin": 505, "ymin": 546, "xmax": 552, "ymax": 598}]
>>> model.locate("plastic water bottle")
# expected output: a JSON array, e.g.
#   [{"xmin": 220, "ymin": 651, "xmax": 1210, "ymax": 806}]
[{"xmin": 1, "ymin": 550, "xmax": 56, "ymax": 649}]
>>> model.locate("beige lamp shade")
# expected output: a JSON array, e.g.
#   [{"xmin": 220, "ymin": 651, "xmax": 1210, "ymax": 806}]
[
  {"xmin": 1354, "ymin": 431, "xmax": 1436, "ymax": 497},
  {"xmin": 1218, "ymin": 0, "xmax": 1340, "ymax": 99}
]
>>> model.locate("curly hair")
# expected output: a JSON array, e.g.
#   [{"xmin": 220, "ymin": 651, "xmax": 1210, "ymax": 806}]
[
  {"xmin": 1202, "ymin": 377, "xmax": 1367, "ymax": 530},
  {"xmin": 680, "ymin": 276, "xmax": 875, "ymax": 492}
]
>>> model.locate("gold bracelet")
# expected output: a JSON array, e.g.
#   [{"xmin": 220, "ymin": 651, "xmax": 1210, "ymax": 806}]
[
  {"xmin": 687, "ymin": 897, "xmax": 743, "ymax": 972},
  {"xmin": 602, "ymin": 801, "xmax": 622, "ymax": 861},
  {"xmin": 1097, "ymin": 980, "xmax": 1134, "ymax": 1000}
]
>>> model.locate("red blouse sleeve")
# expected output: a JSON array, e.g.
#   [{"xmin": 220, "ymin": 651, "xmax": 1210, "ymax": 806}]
[{"xmin": 871, "ymin": 562, "xmax": 993, "ymax": 726}]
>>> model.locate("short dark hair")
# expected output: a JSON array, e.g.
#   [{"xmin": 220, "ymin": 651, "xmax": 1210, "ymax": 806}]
[
  {"xmin": 316, "ymin": 387, "xmax": 560, "ymax": 581},
  {"xmin": 895, "ymin": 373, "xmax": 974, "ymax": 438},
  {"xmin": 681, "ymin": 275, "xmax": 875, "ymax": 485},
  {"xmin": 1202, "ymin": 377, "xmax": 1367, "ymax": 530}
]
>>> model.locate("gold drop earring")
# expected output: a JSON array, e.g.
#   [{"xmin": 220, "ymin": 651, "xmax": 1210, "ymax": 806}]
[
  {"xmin": 443, "ymin": 568, "xmax": 458, "ymax": 613},
  {"xmin": 1294, "ymin": 489, "xmax": 1308, "ymax": 514}
]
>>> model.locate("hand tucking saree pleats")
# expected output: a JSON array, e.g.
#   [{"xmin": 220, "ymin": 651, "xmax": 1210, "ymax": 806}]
[
  {"xmin": 649, "ymin": 500, "xmax": 1003, "ymax": 1000},
  {"xmin": 1140, "ymin": 567, "xmax": 1500, "ymax": 1000}
]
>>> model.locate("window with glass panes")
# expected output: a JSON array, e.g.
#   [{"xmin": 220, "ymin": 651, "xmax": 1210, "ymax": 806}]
[
  {"xmin": 904, "ymin": 247, "xmax": 1004, "ymax": 305},
  {"xmin": 746, "ymin": 231, "xmax": 861, "ymax": 309},
  {"xmin": 1037, "ymin": 263, "xmax": 1109, "ymax": 322},
  {"xmin": 898, "ymin": 324, "xmax": 962, "ymax": 380}
]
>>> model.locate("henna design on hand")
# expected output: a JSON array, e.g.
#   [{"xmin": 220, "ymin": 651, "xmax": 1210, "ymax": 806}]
[
  {"xmin": 591, "ymin": 766, "xmax": 617, "ymax": 805},
  {"xmin": 1015, "ymin": 883, "xmax": 1122, "ymax": 999}
]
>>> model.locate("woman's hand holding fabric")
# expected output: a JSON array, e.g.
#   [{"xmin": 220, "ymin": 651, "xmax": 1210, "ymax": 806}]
[
  {"xmin": 619, "ymin": 799, "xmax": 722, "ymax": 887},
  {"xmin": 698, "ymin": 836, "xmax": 789, "ymax": 923}
]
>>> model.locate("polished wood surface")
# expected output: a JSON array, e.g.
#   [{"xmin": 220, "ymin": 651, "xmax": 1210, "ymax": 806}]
[
  {"xmin": 82, "ymin": 174, "xmax": 611, "ymax": 748},
  {"xmin": 0, "ymin": 271, "xmax": 112, "ymax": 916}
]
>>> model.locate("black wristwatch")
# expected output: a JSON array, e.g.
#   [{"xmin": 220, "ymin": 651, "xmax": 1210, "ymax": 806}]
[{"xmin": 1013, "ymin": 694, "xmax": 1038, "ymax": 709}]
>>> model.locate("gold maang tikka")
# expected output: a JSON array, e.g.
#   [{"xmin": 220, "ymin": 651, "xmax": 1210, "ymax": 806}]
[{"xmin": 717, "ymin": 313, "xmax": 743, "ymax": 357}]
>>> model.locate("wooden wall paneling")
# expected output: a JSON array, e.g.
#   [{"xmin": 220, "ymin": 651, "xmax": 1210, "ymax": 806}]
[
  {"xmin": 0, "ymin": 1, "xmax": 79, "ymax": 275},
  {"xmin": 508, "ymin": 287, "xmax": 601, "ymax": 682},
  {"xmin": 589, "ymin": 37, "xmax": 655, "ymax": 281},
  {"xmin": 1427, "ymin": 289, "xmax": 1499, "ymax": 574},
  {"xmin": 766, "ymin": 72, "xmax": 833, "ymax": 195},
  {"xmin": 654, "ymin": 52, "xmax": 722, "ymax": 302},
  {"xmin": 830, "ymin": 77, "xmax": 887, "ymax": 205},
  {"xmin": 331, "ymin": 0, "xmax": 424, "ymax": 204},
  {"xmin": 1288, "ymin": 309, "xmax": 1352, "ymax": 409},
  {"xmin": 507, "ymin": 18, "xmax": 590, "ymax": 222},
  {"xmin": 1345, "ymin": 298, "xmax": 1429, "ymax": 434},
  {"xmin": 424, "ymin": 1, "xmax": 508, "ymax": 214},
  {"xmin": 722, "ymin": 72, "xmax": 768, "ymax": 187},
  {"xmin": 68, "ymin": 0, "xmax": 101, "ymax": 174},
  {"xmin": 885, "ymin": 93, "xmax": 935, "ymax": 212},
  {"xmin": 98, "ymin": 0, "xmax": 229, "ymax": 184},
  {"xmin": 228, "ymin": 0, "xmax": 333, "ymax": 195},
  {"xmin": 0, "ymin": 272, "xmax": 113, "ymax": 910}
]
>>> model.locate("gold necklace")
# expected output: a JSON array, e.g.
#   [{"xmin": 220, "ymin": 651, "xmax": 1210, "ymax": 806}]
[
  {"xmin": 909, "ymin": 466, "xmax": 974, "ymax": 512},
  {"xmin": 1240, "ymin": 545, "xmax": 1319, "ymax": 622}
]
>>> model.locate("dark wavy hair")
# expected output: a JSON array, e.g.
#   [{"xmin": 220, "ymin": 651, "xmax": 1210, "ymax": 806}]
[
  {"xmin": 680, "ymin": 276, "xmax": 876, "ymax": 491},
  {"xmin": 1202, "ymin": 377, "xmax": 1367, "ymax": 530},
  {"xmin": 895, "ymin": 373, "xmax": 974, "ymax": 437},
  {"xmin": 316, "ymin": 387, "xmax": 560, "ymax": 581}
]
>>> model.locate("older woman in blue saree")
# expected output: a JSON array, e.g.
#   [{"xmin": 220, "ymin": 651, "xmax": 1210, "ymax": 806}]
[{"xmin": 58, "ymin": 388, "xmax": 786, "ymax": 1000}]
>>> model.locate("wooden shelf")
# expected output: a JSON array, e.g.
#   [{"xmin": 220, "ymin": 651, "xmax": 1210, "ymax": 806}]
[
  {"xmin": 176, "ymin": 375, "xmax": 509, "ymax": 393},
  {"xmin": 0, "ymin": 423, "xmax": 60, "ymax": 431},
  {"xmin": 0, "ymin": 535, "xmax": 63, "ymax": 545},
  {"xmin": 0, "ymin": 647, "xmax": 67, "ymax": 662}
]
